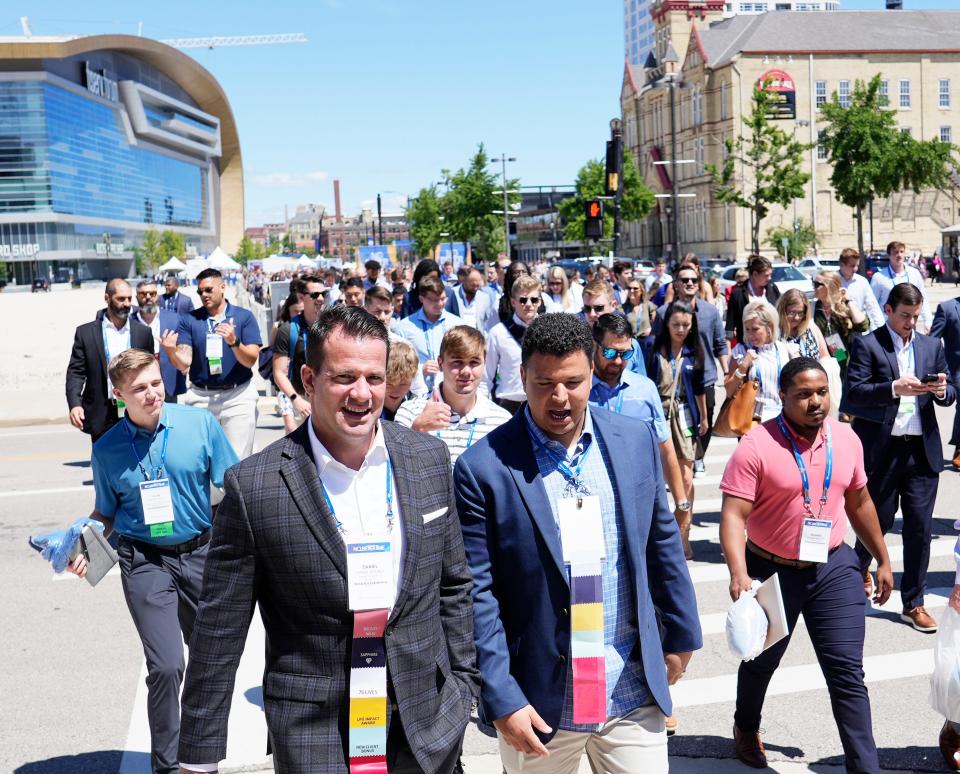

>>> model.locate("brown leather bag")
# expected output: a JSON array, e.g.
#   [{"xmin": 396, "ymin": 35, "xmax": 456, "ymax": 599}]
[{"xmin": 713, "ymin": 378, "xmax": 760, "ymax": 438}]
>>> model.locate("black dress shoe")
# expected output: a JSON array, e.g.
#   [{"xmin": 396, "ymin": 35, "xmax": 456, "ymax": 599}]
[
  {"xmin": 941, "ymin": 721, "xmax": 960, "ymax": 770},
  {"xmin": 734, "ymin": 724, "xmax": 768, "ymax": 768}
]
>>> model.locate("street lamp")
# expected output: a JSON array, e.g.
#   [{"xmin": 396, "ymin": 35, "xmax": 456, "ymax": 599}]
[
  {"xmin": 609, "ymin": 118, "xmax": 624, "ymax": 254},
  {"xmin": 492, "ymin": 154, "xmax": 516, "ymax": 256}
]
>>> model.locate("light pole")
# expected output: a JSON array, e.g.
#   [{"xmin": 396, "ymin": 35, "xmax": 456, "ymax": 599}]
[
  {"xmin": 492, "ymin": 154, "xmax": 516, "ymax": 257},
  {"xmin": 376, "ymin": 193, "xmax": 384, "ymax": 246},
  {"xmin": 652, "ymin": 41, "xmax": 688, "ymax": 263},
  {"xmin": 792, "ymin": 119, "xmax": 811, "ymax": 239},
  {"xmin": 609, "ymin": 118, "xmax": 624, "ymax": 254}
]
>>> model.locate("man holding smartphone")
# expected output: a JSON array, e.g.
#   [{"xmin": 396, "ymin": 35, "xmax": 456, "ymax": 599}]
[{"xmin": 842, "ymin": 283, "xmax": 956, "ymax": 632}]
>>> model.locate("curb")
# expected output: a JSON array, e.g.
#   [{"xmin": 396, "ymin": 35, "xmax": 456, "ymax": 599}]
[{"xmin": 0, "ymin": 415, "xmax": 70, "ymax": 429}]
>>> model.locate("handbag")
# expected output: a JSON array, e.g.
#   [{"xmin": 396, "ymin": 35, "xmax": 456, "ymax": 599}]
[{"xmin": 714, "ymin": 377, "xmax": 760, "ymax": 438}]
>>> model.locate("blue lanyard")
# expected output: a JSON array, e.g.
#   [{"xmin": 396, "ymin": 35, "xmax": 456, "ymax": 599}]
[
  {"xmin": 436, "ymin": 419, "xmax": 478, "ymax": 449},
  {"xmin": 320, "ymin": 459, "xmax": 394, "ymax": 535},
  {"xmin": 102, "ymin": 323, "xmax": 128, "ymax": 362},
  {"xmin": 123, "ymin": 422, "xmax": 169, "ymax": 481},
  {"xmin": 534, "ymin": 434, "xmax": 594, "ymax": 495},
  {"xmin": 776, "ymin": 416, "xmax": 832, "ymax": 514},
  {"xmin": 614, "ymin": 389, "xmax": 625, "ymax": 415}
]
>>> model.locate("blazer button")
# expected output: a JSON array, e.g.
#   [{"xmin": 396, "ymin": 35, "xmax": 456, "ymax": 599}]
[
  {"xmin": 558, "ymin": 654, "xmax": 567, "ymax": 663},
  {"xmin": 560, "ymin": 607, "xmax": 568, "ymax": 616}
]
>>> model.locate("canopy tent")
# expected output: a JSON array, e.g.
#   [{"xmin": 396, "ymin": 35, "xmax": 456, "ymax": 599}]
[
  {"xmin": 261, "ymin": 254, "xmax": 299, "ymax": 274},
  {"xmin": 206, "ymin": 246, "xmax": 242, "ymax": 271},
  {"xmin": 295, "ymin": 254, "xmax": 317, "ymax": 268},
  {"xmin": 157, "ymin": 256, "xmax": 187, "ymax": 272},
  {"xmin": 183, "ymin": 256, "xmax": 209, "ymax": 279}
]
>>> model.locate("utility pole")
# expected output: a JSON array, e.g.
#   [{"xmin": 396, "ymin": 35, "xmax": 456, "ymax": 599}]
[
  {"xmin": 608, "ymin": 119, "xmax": 624, "ymax": 254},
  {"xmin": 492, "ymin": 154, "xmax": 516, "ymax": 257},
  {"xmin": 376, "ymin": 193, "xmax": 384, "ymax": 246}
]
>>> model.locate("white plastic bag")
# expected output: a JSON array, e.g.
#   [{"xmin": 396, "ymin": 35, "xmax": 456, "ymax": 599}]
[
  {"xmin": 930, "ymin": 603, "xmax": 960, "ymax": 721},
  {"xmin": 726, "ymin": 580, "xmax": 768, "ymax": 662}
]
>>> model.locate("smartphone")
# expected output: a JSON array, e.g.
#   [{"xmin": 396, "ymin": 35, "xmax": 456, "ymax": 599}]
[{"xmin": 920, "ymin": 373, "xmax": 940, "ymax": 384}]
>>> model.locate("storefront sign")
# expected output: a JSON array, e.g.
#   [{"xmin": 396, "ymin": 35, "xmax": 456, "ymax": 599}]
[
  {"xmin": 0, "ymin": 243, "xmax": 40, "ymax": 258},
  {"xmin": 95, "ymin": 242, "xmax": 125, "ymax": 256},
  {"xmin": 757, "ymin": 68, "xmax": 796, "ymax": 120},
  {"xmin": 84, "ymin": 62, "xmax": 119, "ymax": 102}
]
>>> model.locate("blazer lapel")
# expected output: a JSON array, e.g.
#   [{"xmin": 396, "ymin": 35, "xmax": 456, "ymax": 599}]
[
  {"xmin": 279, "ymin": 425, "xmax": 347, "ymax": 577},
  {"xmin": 381, "ymin": 422, "xmax": 421, "ymax": 623},
  {"xmin": 876, "ymin": 325, "xmax": 900, "ymax": 379},
  {"xmin": 93, "ymin": 312, "xmax": 108, "ymax": 375}
]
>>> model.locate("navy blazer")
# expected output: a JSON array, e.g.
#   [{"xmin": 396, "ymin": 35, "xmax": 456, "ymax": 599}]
[
  {"xmin": 644, "ymin": 344, "xmax": 706, "ymax": 430},
  {"xmin": 930, "ymin": 297, "xmax": 960, "ymax": 384},
  {"xmin": 131, "ymin": 308, "xmax": 187, "ymax": 398},
  {"xmin": 453, "ymin": 409, "xmax": 702, "ymax": 739},
  {"xmin": 841, "ymin": 325, "xmax": 955, "ymax": 472}
]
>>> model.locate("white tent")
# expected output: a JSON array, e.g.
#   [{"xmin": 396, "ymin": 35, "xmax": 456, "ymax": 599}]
[
  {"xmin": 261, "ymin": 254, "xmax": 298, "ymax": 274},
  {"xmin": 296, "ymin": 254, "xmax": 317, "ymax": 269},
  {"xmin": 206, "ymin": 246, "xmax": 242, "ymax": 271},
  {"xmin": 157, "ymin": 256, "xmax": 187, "ymax": 272},
  {"xmin": 183, "ymin": 256, "xmax": 209, "ymax": 279}
]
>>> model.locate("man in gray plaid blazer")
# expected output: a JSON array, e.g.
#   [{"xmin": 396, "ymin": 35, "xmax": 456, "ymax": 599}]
[{"xmin": 178, "ymin": 305, "xmax": 479, "ymax": 774}]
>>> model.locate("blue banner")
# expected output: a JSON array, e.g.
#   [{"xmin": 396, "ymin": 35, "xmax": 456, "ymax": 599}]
[
  {"xmin": 437, "ymin": 242, "xmax": 469, "ymax": 269},
  {"xmin": 358, "ymin": 245, "xmax": 393, "ymax": 267}
]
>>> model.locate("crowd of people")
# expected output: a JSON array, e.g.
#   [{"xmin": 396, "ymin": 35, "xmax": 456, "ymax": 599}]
[{"xmin": 59, "ymin": 240, "xmax": 960, "ymax": 774}]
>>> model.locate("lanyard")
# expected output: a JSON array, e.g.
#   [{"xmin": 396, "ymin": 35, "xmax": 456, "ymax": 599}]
[
  {"xmin": 102, "ymin": 322, "xmax": 128, "ymax": 361},
  {"xmin": 436, "ymin": 419, "xmax": 478, "ymax": 449},
  {"xmin": 320, "ymin": 459, "xmax": 394, "ymax": 536},
  {"xmin": 123, "ymin": 422, "xmax": 169, "ymax": 481},
  {"xmin": 753, "ymin": 343, "xmax": 782, "ymax": 394},
  {"xmin": 534, "ymin": 433, "xmax": 594, "ymax": 495},
  {"xmin": 885, "ymin": 266, "xmax": 908, "ymax": 283},
  {"xmin": 776, "ymin": 416, "xmax": 832, "ymax": 515}
]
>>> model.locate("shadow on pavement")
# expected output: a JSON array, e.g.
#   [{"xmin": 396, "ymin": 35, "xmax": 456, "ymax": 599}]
[
  {"xmin": 62, "ymin": 460, "xmax": 91, "ymax": 468},
  {"xmin": 668, "ymin": 733, "xmax": 804, "ymax": 760},
  {"xmin": 13, "ymin": 750, "xmax": 131, "ymax": 773}
]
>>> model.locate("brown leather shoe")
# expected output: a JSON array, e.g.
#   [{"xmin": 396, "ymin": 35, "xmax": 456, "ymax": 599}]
[
  {"xmin": 734, "ymin": 724, "xmax": 767, "ymax": 768},
  {"xmin": 942, "ymin": 721, "xmax": 960, "ymax": 770},
  {"xmin": 901, "ymin": 606, "xmax": 938, "ymax": 632},
  {"xmin": 953, "ymin": 447, "xmax": 960, "ymax": 469},
  {"xmin": 863, "ymin": 569, "xmax": 873, "ymax": 599}
]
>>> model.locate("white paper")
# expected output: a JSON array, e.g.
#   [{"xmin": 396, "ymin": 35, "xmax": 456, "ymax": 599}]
[
  {"xmin": 346, "ymin": 540, "xmax": 394, "ymax": 611},
  {"xmin": 558, "ymin": 495, "xmax": 606, "ymax": 563},
  {"xmin": 754, "ymin": 572, "xmax": 790, "ymax": 652},
  {"xmin": 139, "ymin": 479, "xmax": 175, "ymax": 525}
]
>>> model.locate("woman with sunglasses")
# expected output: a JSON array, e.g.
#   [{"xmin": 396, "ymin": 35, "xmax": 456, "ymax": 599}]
[
  {"xmin": 622, "ymin": 279, "xmax": 656, "ymax": 344},
  {"xmin": 485, "ymin": 275, "xmax": 542, "ymax": 414},
  {"xmin": 646, "ymin": 301, "xmax": 708, "ymax": 558},
  {"xmin": 777, "ymin": 289, "xmax": 828, "ymax": 360}
]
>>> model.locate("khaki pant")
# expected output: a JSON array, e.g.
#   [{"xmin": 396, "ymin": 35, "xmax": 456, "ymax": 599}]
[
  {"xmin": 184, "ymin": 380, "xmax": 258, "ymax": 459},
  {"xmin": 498, "ymin": 704, "xmax": 667, "ymax": 774}
]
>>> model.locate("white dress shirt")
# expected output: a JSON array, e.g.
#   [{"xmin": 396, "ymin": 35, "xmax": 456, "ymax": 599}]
[
  {"xmin": 887, "ymin": 324, "xmax": 923, "ymax": 437},
  {"xmin": 841, "ymin": 273, "xmax": 884, "ymax": 331},
  {"xmin": 485, "ymin": 315, "xmax": 527, "ymax": 401},
  {"xmin": 101, "ymin": 315, "xmax": 131, "ymax": 395}
]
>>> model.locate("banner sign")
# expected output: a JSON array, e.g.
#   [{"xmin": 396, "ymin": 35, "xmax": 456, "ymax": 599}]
[{"xmin": 757, "ymin": 68, "xmax": 797, "ymax": 120}]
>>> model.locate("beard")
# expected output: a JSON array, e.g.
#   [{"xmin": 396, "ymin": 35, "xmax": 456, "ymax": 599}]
[
  {"xmin": 140, "ymin": 303, "xmax": 159, "ymax": 315},
  {"xmin": 109, "ymin": 303, "xmax": 130, "ymax": 321}
]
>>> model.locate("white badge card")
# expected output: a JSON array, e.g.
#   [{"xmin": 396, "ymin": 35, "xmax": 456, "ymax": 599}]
[
  {"xmin": 798, "ymin": 517, "xmax": 831, "ymax": 563},
  {"xmin": 897, "ymin": 397, "xmax": 917, "ymax": 418},
  {"xmin": 139, "ymin": 479, "xmax": 175, "ymax": 525},
  {"xmin": 206, "ymin": 333, "xmax": 224, "ymax": 375},
  {"xmin": 558, "ymin": 495, "xmax": 606, "ymax": 564},
  {"xmin": 346, "ymin": 541, "xmax": 394, "ymax": 611},
  {"xmin": 825, "ymin": 333, "xmax": 845, "ymax": 353}
]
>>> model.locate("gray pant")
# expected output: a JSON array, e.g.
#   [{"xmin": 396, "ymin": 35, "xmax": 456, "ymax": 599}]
[{"xmin": 119, "ymin": 538, "xmax": 208, "ymax": 774}]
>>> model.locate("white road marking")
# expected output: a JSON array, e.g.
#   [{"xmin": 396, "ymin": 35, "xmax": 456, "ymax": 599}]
[
  {"xmin": 0, "ymin": 426, "xmax": 77, "ymax": 439},
  {"xmin": 1, "ymin": 484, "xmax": 91, "ymax": 498}
]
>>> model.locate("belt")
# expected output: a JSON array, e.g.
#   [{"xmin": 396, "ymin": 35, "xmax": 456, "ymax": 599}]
[
  {"xmin": 121, "ymin": 530, "xmax": 211, "ymax": 555},
  {"xmin": 890, "ymin": 433, "xmax": 923, "ymax": 442},
  {"xmin": 746, "ymin": 539, "xmax": 817, "ymax": 569},
  {"xmin": 192, "ymin": 381, "xmax": 247, "ymax": 391}
]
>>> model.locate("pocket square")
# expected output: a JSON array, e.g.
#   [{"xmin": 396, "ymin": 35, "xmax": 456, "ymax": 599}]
[{"xmin": 421, "ymin": 507, "xmax": 448, "ymax": 524}]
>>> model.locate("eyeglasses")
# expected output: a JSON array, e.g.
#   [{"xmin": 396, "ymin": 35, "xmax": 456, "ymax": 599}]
[
  {"xmin": 138, "ymin": 291, "xmax": 158, "ymax": 297},
  {"xmin": 812, "ymin": 280, "xmax": 825, "ymax": 288},
  {"xmin": 678, "ymin": 277, "xmax": 699, "ymax": 285},
  {"xmin": 786, "ymin": 309, "xmax": 806, "ymax": 319},
  {"xmin": 601, "ymin": 347, "xmax": 635, "ymax": 361},
  {"xmin": 517, "ymin": 296, "xmax": 541, "ymax": 306},
  {"xmin": 197, "ymin": 287, "xmax": 216, "ymax": 295},
  {"xmin": 583, "ymin": 304, "xmax": 607, "ymax": 314},
  {"xmin": 548, "ymin": 280, "xmax": 563, "ymax": 285},
  {"xmin": 306, "ymin": 291, "xmax": 324, "ymax": 299}
]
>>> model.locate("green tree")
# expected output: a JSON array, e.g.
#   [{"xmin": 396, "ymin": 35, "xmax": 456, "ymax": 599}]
[
  {"xmin": 160, "ymin": 230, "xmax": 186, "ymax": 261},
  {"xmin": 559, "ymin": 156, "xmax": 655, "ymax": 250},
  {"xmin": 820, "ymin": 74, "xmax": 956, "ymax": 257},
  {"xmin": 765, "ymin": 218, "xmax": 818, "ymax": 261},
  {"xmin": 408, "ymin": 184, "xmax": 445, "ymax": 258},
  {"xmin": 236, "ymin": 236, "xmax": 256, "ymax": 264},
  {"xmin": 134, "ymin": 228, "xmax": 164, "ymax": 274},
  {"xmin": 707, "ymin": 82, "xmax": 811, "ymax": 254},
  {"xmin": 281, "ymin": 234, "xmax": 295, "ymax": 253}
]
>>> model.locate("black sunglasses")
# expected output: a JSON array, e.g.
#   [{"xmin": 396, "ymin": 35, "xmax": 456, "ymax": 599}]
[
  {"xmin": 517, "ymin": 296, "xmax": 541, "ymax": 306},
  {"xmin": 306, "ymin": 291, "xmax": 324, "ymax": 299},
  {"xmin": 812, "ymin": 280, "xmax": 825, "ymax": 288},
  {"xmin": 583, "ymin": 304, "xmax": 607, "ymax": 314},
  {"xmin": 678, "ymin": 277, "xmax": 699, "ymax": 285},
  {"xmin": 197, "ymin": 287, "xmax": 216, "ymax": 295}
]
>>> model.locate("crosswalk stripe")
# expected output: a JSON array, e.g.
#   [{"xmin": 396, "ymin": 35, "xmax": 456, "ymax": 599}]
[{"xmin": 0, "ymin": 484, "xmax": 91, "ymax": 498}]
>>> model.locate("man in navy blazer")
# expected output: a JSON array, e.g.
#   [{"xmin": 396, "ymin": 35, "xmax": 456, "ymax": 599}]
[
  {"xmin": 131, "ymin": 279, "xmax": 187, "ymax": 403},
  {"xmin": 930, "ymin": 295, "xmax": 960, "ymax": 467},
  {"xmin": 454, "ymin": 313, "xmax": 701, "ymax": 773},
  {"xmin": 842, "ymin": 283, "xmax": 955, "ymax": 632}
]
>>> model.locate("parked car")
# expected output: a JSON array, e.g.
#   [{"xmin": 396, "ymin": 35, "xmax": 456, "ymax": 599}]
[
  {"xmin": 865, "ymin": 253, "xmax": 890, "ymax": 279},
  {"xmin": 715, "ymin": 262, "xmax": 814, "ymax": 299},
  {"xmin": 795, "ymin": 256, "xmax": 841, "ymax": 279}
]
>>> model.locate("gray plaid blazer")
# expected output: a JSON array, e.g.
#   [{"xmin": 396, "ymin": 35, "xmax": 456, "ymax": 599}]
[{"xmin": 178, "ymin": 420, "xmax": 479, "ymax": 773}]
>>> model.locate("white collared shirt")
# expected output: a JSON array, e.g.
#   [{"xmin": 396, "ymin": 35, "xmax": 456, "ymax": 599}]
[
  {"xmin": 887, "ymin": 324, "xmax": 923, "ymax": 437},
  {"xmin": 484, "ymin": 315, "xmax": 527, "ymax": 402},
  {"xmin": 840, "ymin": 273, "xmax": 884, "ymax": 331},
  {"xmin": 101, "ymin": 315, "xmax": 132, "ymax": 395},
  {"xmin": 134, "ymin": 310, "xmax": 161, "ymax": 350},
  {"xmin": 871, "ymin": 264, "xmax": 932, "ymax": 330},
  {"xmin": 306, "ymin": 421, "xmax": 405, "ymax": 608}
]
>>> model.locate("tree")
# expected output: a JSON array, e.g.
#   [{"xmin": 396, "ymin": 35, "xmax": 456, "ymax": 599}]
[
  {"xmin": 820, "ymin": 74, "xmax": 956, "ymax": 257},
  {"xmin": 160, "ymin": 230, "xmax": 185, "ymax": 262},
  {"xmin": 236, "ymin": 236, "xmax": 258, "ymax": 264},
  {"xmin": 707, "ymin": 82, "xmax": 811, "ymax": 254},
  {"xmin": 559, "ymin": 156, "xmax": 654, "ymax": 250},
  {"xmin": 134, "ymin": 228, "xmax": 187, "ymax": 273},
  {"xmin": 765, "ymin": 218, "xmax": 818, "ymax": 261},
  {"xmin": 408, "ymin": 184, "xmax": 445, "ymax": 258}
]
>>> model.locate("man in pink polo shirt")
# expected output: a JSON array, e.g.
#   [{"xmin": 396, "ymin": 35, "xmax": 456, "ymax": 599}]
[{"xmin": 719, "ymin": 356, "xmax": 893, "ymax": 772}]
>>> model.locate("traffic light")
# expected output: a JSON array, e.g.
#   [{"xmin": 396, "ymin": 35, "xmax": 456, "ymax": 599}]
[
  {"xmin": 605, "ymin": 139, "xmax": 621, "ymax": 195},
  {"xmin": 585, "ymin": 199, "xmax": 604, "ymax": 239}
]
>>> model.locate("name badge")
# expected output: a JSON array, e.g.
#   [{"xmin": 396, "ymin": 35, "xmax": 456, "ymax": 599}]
[
  {"xmin": 206, "ymin": 333, "xmax": 223, "ymax": 375},
  {"xmin": 346, "ymin": 540, "xmax": 394, "ymax": 611},
  {"xmin": 139, "ymin": 478, "xmax": 175, "ymax": 538},
  {"xmin": 681, "ymin": 404, "xmax": 695, "ymax": 437},
  {"xmin": 798, "ymin": 517, "xmax": 831, "ymax": 563},
  {"xmin": 897, "ymin": 398, "xmax": 916, "ymax": 418},
  {"xmin": 558, "ymin": 495, "xmax": 606, "ymax": 563}
]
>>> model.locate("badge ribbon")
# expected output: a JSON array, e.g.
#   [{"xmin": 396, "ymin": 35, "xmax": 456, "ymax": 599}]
[{"xmin": 348, "ymin": 608, "xmax": 389, "ymax": 774}]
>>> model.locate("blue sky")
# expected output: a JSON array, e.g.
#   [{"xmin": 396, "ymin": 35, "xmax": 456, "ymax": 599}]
[{"xmin": 9, "ymin": 0, "xmax": 959, "ymax": 226}]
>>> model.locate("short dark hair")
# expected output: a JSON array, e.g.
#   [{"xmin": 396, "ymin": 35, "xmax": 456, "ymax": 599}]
[
  {"xmin": 418, "ymin": 275, "xmax": 445, "ymax": 297},
  {"xmin": 886, "ymin": 282, "xmax": 924, "ymax": 309},
  {"xmin": 300, "ymin": 274, "xmax": 323, "ymax": 286},
  {"xmin": 747, "ymin": 255, "xmax": 772, "ymax": 275},
  {"xmin": 613, "ymin": 260, "xmax": 632, "ymax": 277},
  {"xmin": 365, "ymin": 285, "xmax": 392, "ymax": 305},
  {"xmin": 592, "ymin": 312, "xmax": 633, "ymax": 344},
  {"xmin": 886, "ymin": 240, "xmax": 905, "ymax": 256},
  {"xmin": 196, "ymin": 268, "xmax": 223, "ymax": 284},
  {"xmin": 306, "ymin": 305, "xmax": 390, "ymax": 372},
  {"xmin": 779, "ymin": 356, "xmax": 827, "ymax": 392},
  {"xmin": 136, "ymin": 279, "xmax": 157, "ymax": 291},
  {"xmin": 364, "ymin": 260, "xmax": 381, "ymax": 271},
  {"xmin": 344, "ymin": 276, "xmax": 365, "ymax": 290},
  {"xmin": 521, "ymin": 312, "xmax": 594, "ymax": 367}
]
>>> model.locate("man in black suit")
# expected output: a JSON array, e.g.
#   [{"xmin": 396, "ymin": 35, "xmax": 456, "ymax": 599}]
[
  {"xmin": 930, "ymin": 295, "xmax": 960, "ymax": 467},
  {"xmin": 65, "ymin": 278, "xmax": 154, "ymax": 442},
  {"xmin": 178, "ymin": 305, "xmax": 479, "ymax": 774},
  {"xmin": 160, "ymin": 275, "xmax": 194, "ymax": 314},
  {"xmin": 842, "ymin": 282, "xmax": 956, "ymax": 633},
  {"xmin": 725, "ymin": 254, "xmax": 781, "ymax": 345}
]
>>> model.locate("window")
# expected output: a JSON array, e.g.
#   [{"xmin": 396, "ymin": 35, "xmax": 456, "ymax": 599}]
[
  {"xmin": 900, "ymin": 127, "xmax": 912, "ymax": 136},
  {"xmin": 838, "ymin": 80, "xmax": 850, "ymax": 108},
  {"xmin": 941, "ymin": 126, "xmax": 952, "ymax": 143},
  {"xmin": 815, "ymin": 80, "xmax": 827, "ymax": 108},
  {"xmin": 940, "ymin": 79, "xmax": 951, "ymax": 108},
  {"xmin": 720, "ymin": 79, "xmax": 729, "ymax": 120},
  {"xmin": 899, "ymin": 79, "xmax": 911, "ymax": 109},
  {"xmin": 878, "ymin": 79, "xmax": 889, "ymax": 107},
  {"xmin": 817, "ymin": 129, "xmax": 828, "ymax": 161}
]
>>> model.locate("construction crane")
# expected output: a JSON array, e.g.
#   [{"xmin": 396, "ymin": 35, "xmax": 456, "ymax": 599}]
[{"xmin": 159, "ymin": 33, "xmax": 308, "ymax": 50}]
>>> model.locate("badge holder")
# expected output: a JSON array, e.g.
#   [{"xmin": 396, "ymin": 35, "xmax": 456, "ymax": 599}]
[
  {"xmin": 140, "ymin": 479, "xmax": 175, "ymax": 539},
  {"xmin": 206, "ymin": 331, "xmax": 224, "ymax": 376}
]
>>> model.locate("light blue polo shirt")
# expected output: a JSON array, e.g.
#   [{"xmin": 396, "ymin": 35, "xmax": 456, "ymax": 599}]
[
  {"xmin": 92, "ymin": 403, "xmax": 239, "ymax": 545},
  {"xmin": 589, "ymin": 371, "xmax": 669, "ymax": 443}
]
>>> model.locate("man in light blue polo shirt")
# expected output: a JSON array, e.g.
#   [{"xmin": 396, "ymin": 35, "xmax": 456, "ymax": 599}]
[
  {"xmin": 589, "ymin": 314, "xmax": 691, "ymax": 562},
  {"xmin": 69, "ymin": 349, "xmax": 237, "ymax": 774},
  {"xmin": 396, "ymin": 274, "xmax": 464, "ymax": 391}
]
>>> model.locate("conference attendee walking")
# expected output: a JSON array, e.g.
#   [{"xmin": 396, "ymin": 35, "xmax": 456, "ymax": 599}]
[
  {"xmin": 445, "ymin": 266, "xmax": 495, "ymax": 331},
  {"xmin": 485, "ymin": 275, "xmax": 541, "ymax": 414},
  {"xmin": 159, "ymin": 275, "xmax": 194, "ymax": 314},
  {"xmin": 719, "ymin": 356, "xmax": 893, "ymax": 772},
  {"xmin": 66, "ymin": 279, "xmax": 154, "ymax": 442},
  {"xmin": 579, "ymin": 279, "xmax": 646, "ymax": 376},
  {"xmin": 726, "ymin": 255, "xmax": 781, "ymax": 345},
  {"xmin": 725, "ymin": 300, "xmax": 795, "ymax": 423},
  {"xmin": 842, "ymin": 282, "xmax": 955, "ymax": 632},
  {"xmin": 870, "ymin": 241, "xmax": 933, "ymax": 333},
  {"xmin": 178, "ymin": 306, "xmax": 479, "ymax": 774},
  {"xmin": 455, "ymin": 312, "xmax": 701, "ymax": 774},
  {"xmin": 838, "ymin": 248, "xmax": 884, "ymax": 331},
  {"xmin": 623, "ymin": 277, "xmax": 656, "ymax": 342},
  {"xmin": 930, "ymin": 293, "xmax": 960, "ymax": 468},
  {"xmin": 544, "ymin": 265, "xmax": 580, "ymax": 312},
  {"xmin": 162, "ymin": 268, "xmax": 262, "ymax": 459},
  {"xmin": 813, "ymin": 271, "xmax": 868, "ymax": 388},
  {"xmin": 395, "ymin": 326, "xmax": 511, "ymax": 466},
  {"xmin": 131, "ymin": 280, "xmax": 186, "ymax": 404},
  {"xmin": 68, "ymin": 350, "xmax": 238, "ymax": 774},
  {"xmin": 395, "ymin": 275, "xmax": 464, "ymax": 392},
  {"xmin": 778, "ymin": 290, "xmax": 828, "ymax": 360}
]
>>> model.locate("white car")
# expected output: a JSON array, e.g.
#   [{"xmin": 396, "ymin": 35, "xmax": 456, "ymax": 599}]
[
  {"xmin": 715, "ymin": 262, "xmax": 814, "ymax": 299},
  {"xmin": 795, "ymin": 256, "xmax": 841, "ymax": 279}
]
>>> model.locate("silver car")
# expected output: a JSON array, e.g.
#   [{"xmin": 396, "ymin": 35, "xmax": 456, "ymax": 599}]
[
  {"xmin": 795, "ymin": 256, "xmax": 841, "ymax": 279},
  {"xmin": 716, "ymin": 262, "xmax": 815, "ymax": 299}
]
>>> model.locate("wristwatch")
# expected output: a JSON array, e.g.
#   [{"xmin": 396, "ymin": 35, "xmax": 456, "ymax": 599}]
[
  {"xmin": 288, "ymin": 393, "xmax": 299, "ymax": 401},
  {"xmin": 735, "ymin": 369, "xmax": 747, "ymax": 379},
  {"xmin": 228, "ymin": 340, "xmax": 240, "ymax": 348},
  {"xmin": 676, "ymin": 501, "xmax": 692, "ymax": 512}
]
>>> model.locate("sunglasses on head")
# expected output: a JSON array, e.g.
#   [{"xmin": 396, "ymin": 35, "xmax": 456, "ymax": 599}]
[
  {"xmin": 517, "ymin": 296, "xmax": 540, "ymax": 306},
  {"xmin": 601, "ymin": 347, "xmax": 635, "ymax": 361},
  {"xmin": 583, "ymin": 304, "xmax": 607, "ymax": 314}
]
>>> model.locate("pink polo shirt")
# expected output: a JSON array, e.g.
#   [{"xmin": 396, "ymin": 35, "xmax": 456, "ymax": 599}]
[{"xmin": 720, "ymin": 416, "xmax": 868, "ymax": 560}]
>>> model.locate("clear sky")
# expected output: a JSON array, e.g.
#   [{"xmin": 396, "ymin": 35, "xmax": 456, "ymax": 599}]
[{"xmin": 7, "ymin": 0, "xmax": 958, "ymax": 227}]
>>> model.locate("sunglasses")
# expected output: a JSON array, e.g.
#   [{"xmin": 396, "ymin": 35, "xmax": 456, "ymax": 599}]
[
  {"xmin": 583, "ymin": 304, "xmax": 607, "ymax": 314},
  {"xmin": 627, "ymin": 285, "xmax": 642, "ymax": 291},
  {"xmin": 812, "ymin": 280, "xmax": 825, "ymax": 288},
  {"xmin": 678, "ymin": 277, "xmax": 699, "ymax": 285},
  {"xmin": 517, "ymin": 296, "xmax": 541, "ymax": 306},
  {"xmin": 548, "ymin": 280, "xmax": 563, "ymax": 285},
  {"xmin": 306, "ymin": 291, "xmax": 324, "ymax": 299},
  {"xmin": 138, "ymin": 291, "xmax": 158, "ymax": 297},
  {"xmin": 601, "ymin": 347, "xmax": 635, "ymax": 361},
  {"xmin": 197, "ymin": 287, "xmax": 216, "ymax": 295}
]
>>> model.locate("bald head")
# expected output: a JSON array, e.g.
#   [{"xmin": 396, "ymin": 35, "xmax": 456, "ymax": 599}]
[{"xmin": 104, "ymin": 278, "xmax": 132, "ymax": 324}]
